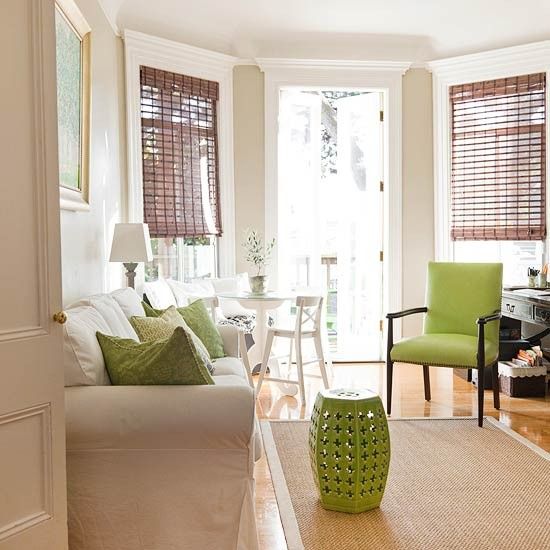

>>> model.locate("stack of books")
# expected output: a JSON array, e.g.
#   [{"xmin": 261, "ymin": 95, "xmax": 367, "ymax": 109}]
[{"xmin": 508, "ymin": 346, "xmax": 543, "ymax": 368}]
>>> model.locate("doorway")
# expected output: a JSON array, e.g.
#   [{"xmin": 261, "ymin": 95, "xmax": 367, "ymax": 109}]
[{"xmin": 277, "ymin": 87, "xmax": 385, "ymax": 361}]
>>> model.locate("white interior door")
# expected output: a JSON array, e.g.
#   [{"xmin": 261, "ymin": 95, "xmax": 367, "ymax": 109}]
[
  {"xmin": 335, "ymin": 92, "xmax": 384, "ymax": 361},
  {"xmin": 0, "ymin": 1, "xmax": 68, "ymax": 548},
  {"xmin": 277, "ymin": 90, "xmax": 322, "ymax": 293}
]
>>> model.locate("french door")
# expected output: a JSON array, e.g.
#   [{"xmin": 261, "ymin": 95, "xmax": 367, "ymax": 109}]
[{"xmin": 277, "ymin": 88, "xmax": 385, "ymax": 361}]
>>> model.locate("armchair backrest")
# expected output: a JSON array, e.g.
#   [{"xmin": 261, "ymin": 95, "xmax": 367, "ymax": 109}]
[{"xmin": 423, "ymin": 262, "xmax": 503, "ymax": 345}]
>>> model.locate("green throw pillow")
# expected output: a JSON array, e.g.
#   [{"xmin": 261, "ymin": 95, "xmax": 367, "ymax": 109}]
[
  {"xmin": 177, "ymin": 299, "xmax": 225, "ymax": 359},
  {"xmin": 96, "ymin": 327, "xmax": 214, "ymax": 385},
  {"xmin": 131, "ymin": 307, "xmax": 214, "ymax": 373},
  {"xmin": 142, "ymin": 300, "xmax": 162, "ymax": 317},
  {"xmin": 142, "ymin": 298, "xmax": 225, "ymax": 359}
]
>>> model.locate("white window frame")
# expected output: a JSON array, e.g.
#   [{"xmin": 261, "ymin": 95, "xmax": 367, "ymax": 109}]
[
  {"xmin": 428, "ymin": 41, "xmax": 550, "ymax": 263},
  {"xmin": 258, "ymin": 58, "xmax": 410, "ymax": 341},
  {"xmin": 123, "ymin": 30, "xmax": 237, "ymax": 283}
]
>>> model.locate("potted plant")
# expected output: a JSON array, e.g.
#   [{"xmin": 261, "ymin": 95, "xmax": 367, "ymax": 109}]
[{"xmin": 243, "ymin": 229, "xmax": 275, "ymax": 295}]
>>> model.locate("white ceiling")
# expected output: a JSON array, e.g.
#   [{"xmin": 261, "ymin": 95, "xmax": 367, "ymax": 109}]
[{"xmin": 99, "ymin": 0, "xmax": 550, "ymax": 62}]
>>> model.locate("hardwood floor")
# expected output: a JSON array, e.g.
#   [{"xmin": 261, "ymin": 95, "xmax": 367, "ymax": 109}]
[{"xmin": 254, "ymin": 362, "xmax": 550, "ymax": 550}]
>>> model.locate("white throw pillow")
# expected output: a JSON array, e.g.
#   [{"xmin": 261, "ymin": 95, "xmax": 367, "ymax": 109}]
[
  {"xmin": 210, "ymin": 274, "xmax": 251, "ymax": 317},
  {"xmin": 189, "ymin": 278, "xmax": 216, "ymax": 296},
  {"xmin": 69, "ymin": 294, "xmax": 138, "ymax": 340},
  {"xmin": 110, "ymin": 287, "xmax": 144, "ymax": 318},
  {"xmin": 143, "ymin": 279, "xmax": 177, "ymax": 309},
  {"xmin": 166, "ymin": 279, "xmax": 214, "ymax": 307},
  {"xmin": 63, "ymin": 305, "xmax": 112, "ymax": 386}
]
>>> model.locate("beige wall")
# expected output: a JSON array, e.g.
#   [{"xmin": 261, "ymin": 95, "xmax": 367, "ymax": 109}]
[
  {"xmin": 401, "ymin": 69, "xmax": 434, "ymax": 336},
  {"xmin": 232, "ymin": 67, "xmax": 435, "ymax": 335},
  {"xmin": 60, "ymin": 0, "xmax": 126, "ymax": 305},
  {"xmin": 233, "ymin": 65, "xmax": 265, "ymax": 274}
]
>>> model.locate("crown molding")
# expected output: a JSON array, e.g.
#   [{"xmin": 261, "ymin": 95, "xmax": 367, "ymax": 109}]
[
  {"xmin": 123, "ymin": 29, "xmax": 240, "ymax": 71},
  {"xmin": 427, "ymin": 40, "xmax": 550, "ymax": 83},
  {"xmin": 256, "ymin": 57, "xmax": 412, "ymax": 74},
  {"xmin": 96, "ymin": 0, "xmax": 121, "ymax": 36}
]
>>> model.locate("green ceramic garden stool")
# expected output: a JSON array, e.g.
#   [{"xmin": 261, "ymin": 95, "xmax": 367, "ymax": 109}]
[{"xmin": 309, "ymin": 388, "xmax": 390, "ymax": 513}]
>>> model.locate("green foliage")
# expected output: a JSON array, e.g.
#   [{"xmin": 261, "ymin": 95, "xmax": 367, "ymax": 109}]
[{"xmin": 242, "ymin": 229, "xmax": 276, "ymax": 275}]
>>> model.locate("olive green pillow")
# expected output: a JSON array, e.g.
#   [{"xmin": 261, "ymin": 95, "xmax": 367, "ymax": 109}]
[
  {"xmin": 177, "ymin": 300, "xmax": 225, "ymax": 359},
  {"xmin": 96, "ymin": 327, "xmax": 214, "ymax": 385},
  {"xmin": 143, "ymin": 298, "xmax": 225, "ymax": 359},
  {"xmin": 131, "ymin": 306, "xmax": 214, "ymax": 373},
  {"xmin": 142, "ymin": 300, "xmax": 162, "ymax": 317}
]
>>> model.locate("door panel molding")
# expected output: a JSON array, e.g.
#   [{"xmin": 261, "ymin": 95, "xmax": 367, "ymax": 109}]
[
  {"xmin": 0, "ymin": 403, "xmax": 53, "ymax": 541},
  {"xmin": 0, "ymin": 0, "xmax": 53, "ymax": 343}
]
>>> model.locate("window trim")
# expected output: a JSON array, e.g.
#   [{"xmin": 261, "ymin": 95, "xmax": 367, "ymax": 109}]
[
  {"xmin": 124, "ymin": 30, "xmax": 237, "ymax": 285},
  {"xmin": 428, "ymin": 40, "xmax": 550, "ymax": 262}
]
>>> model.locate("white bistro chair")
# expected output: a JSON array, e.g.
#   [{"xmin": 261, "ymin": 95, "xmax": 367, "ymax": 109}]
[{"xmin": 255, "ymin": 296, "xmax": 331, "ymax": 404}]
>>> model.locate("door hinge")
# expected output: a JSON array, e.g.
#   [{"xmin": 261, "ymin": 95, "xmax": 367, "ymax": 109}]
[
  {"xmin": 379, "ymin": 319, "xmax": 384, "ymax": 332},
  {"xmin": 379, "ymin": 110, "xmax": 384, "ymax": 122},
  {"xmin": 379, "ymin": 250, "xmax": 384, "ymax": 262},
  {"xmin": 379, "ymin": 181, "xmax": 384, "ymax": 192}
]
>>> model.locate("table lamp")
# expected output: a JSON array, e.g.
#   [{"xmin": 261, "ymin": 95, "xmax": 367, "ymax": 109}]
[{"xmin": 109, "ymin": 223, "xmax": 153, "ymax": 288}]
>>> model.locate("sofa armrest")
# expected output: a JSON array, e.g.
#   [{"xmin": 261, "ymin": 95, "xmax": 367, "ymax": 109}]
[{"xmin": 65, "ymin": 384, "xmax": 255, "ymax": 451}]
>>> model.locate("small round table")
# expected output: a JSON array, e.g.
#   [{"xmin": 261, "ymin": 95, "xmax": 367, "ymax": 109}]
[
  {"xmin": 309, "ymin": 388, "xmax": 390, "ymax": 513},
  {"xmin": 217, "ymin": 291, "xmax": 297, "ymax": 396}
]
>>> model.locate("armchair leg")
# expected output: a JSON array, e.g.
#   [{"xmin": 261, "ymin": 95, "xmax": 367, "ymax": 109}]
[
  {"xmin": 422, "ymin": 365, "xmax": 431, "ymax": 401},
  {"xmin": 492, "ymin": 361, "xmax": 500, "ymax": 410},
  {"xmin": 467, "ymin": 369, "xmax": 472, "ymax": 382},
  {"xmin": 477, "ymin": 365, "xmax": 484, "ymax": 427},
  {"xmin": 387, "ymin": 360, "xmax": 393, "ymax": 415},
  {"xmin": 386, "ymin": 318, "xmax": 394, "ymax": 415},
  {"xmin": 477, "ymin": 323, "xmax": 485, "ymax": 428}
]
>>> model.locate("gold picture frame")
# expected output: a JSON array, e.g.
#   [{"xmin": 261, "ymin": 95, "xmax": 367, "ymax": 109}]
[{"xmin": 55, "ymin": 0, "xmax": 91, "ymax": 211}]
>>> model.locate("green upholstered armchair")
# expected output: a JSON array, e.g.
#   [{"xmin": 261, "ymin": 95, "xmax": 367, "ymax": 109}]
[{"xmin": 386, "ymin": 262, "xmax": 503, "ymax": 427}]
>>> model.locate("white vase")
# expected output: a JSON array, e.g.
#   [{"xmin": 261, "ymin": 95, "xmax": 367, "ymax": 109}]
[{"xmin": 249, "ymin": 275, "xmax": 268, "ymax": 295}]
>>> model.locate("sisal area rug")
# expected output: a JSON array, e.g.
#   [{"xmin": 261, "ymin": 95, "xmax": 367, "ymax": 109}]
[{"xmin": 261, "ymin": 418, "xmax": 550, "ymax": 550}]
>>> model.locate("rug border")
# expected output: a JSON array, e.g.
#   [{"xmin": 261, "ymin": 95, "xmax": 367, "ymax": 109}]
[
  {"xmin": 261, "ymin": 416, "xmax": 549, "ymax": 550},
  {"xmin": 485, "ymin": 416, "xmax": 550, "ymax": 460},
  {"xmin": 261, "ymin": 420, "xmax": 305, "ymax": 550}
]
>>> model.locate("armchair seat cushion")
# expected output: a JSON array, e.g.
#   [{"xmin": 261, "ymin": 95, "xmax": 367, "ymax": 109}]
[{"xmin": 390, "ymin": 333, "xmax": 498, "ymax": 368}]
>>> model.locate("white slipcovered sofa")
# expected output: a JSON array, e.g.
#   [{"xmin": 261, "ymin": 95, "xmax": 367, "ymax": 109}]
[{"xmin": 63, "ymin": 287, "xmax": 260, "ymax": 550}]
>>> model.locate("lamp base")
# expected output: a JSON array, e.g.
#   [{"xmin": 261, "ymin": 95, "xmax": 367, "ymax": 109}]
[{"xmin": 123, "ymin": 262, "xmax": 138, "ymax": 289}]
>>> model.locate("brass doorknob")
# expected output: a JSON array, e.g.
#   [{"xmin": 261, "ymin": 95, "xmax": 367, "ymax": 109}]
[{"xmin": 53, "ymin": 311, "xmax": 67, "ymax": 324}]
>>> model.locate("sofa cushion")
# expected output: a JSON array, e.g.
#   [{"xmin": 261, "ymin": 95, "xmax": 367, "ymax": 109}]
[
  {"xmin": 97, "ymin": 327, "xmax": 214, "ymax": 386},
  {"xmin": 131, "ymin": 307, "xmax": 214, "ymax": 374},
  {"xmin": 144, "ymin": 279, "xmax": 178, "ymax": 309},
  {"xmin": 178, "ymin": 300, "xmax": 225, "ymax": 359},
  {"xmin": 64, "ymin": 306, "xmax": 113, "ymax": 386},
  {"xmin": 210, "ymin": 274, "xmax": 251, "ymax": 317},
  {"xmin": 69, "ymin": 294, "xmax": 138, "ymax": 340},
  {"xmin": 110, "ymin": 287, "xmax": 144, "ymax": 318},
  {"xmin": 212, "ymin": 356, "xmax": 248, "ymax": 379},
  {"xmin": 166, "ymin": 279, "xmax": 213, "ymax": 307}
]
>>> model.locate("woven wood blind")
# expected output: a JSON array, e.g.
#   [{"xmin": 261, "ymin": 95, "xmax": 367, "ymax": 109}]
[
  {"xmin": 140, "ymin": 66, "xmax": 222, "ymax": 238},
  {"xmin": 450, "ymin": 73, "xmax": 546, "ymax": 241}
]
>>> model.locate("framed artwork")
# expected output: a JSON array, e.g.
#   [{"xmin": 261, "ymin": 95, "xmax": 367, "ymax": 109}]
[{"xmin": 55, "ymin": 0, "xmax": 91, "ymax": 211}]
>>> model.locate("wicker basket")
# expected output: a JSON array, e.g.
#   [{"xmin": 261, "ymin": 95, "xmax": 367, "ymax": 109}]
[{"xmin": 498, "ymin": 362, "xmax": 547, "ymax": 397}]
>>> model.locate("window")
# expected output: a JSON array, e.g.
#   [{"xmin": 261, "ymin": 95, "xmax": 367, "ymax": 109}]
[
  {"xmin": 449, "ymin": 73, "xmax": 546, "ymax": 283},
  {"xmin": 145, "ymin": 237, "xmax": 217, "ymax": 281},
  {"xmin": 450, "ymin": 73, "xmax": 545, "ymax": 240},
  {"xmin": 139, "ymin": 66, "xmax": 221, "ymax": 280}
]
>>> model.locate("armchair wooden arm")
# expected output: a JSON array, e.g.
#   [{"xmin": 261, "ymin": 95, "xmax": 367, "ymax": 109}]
[
  {"xmin": 476, "ymin": 310, "xmax": 501, "ymax": 325},
  {"xmin": 386, "ymin": 307, "xmax": 428, "ymax": 320}
]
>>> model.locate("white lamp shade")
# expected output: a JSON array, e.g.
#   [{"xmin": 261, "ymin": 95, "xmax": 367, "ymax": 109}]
[{"xmin": 109, "ymin": 223, "xmax": 153, "ymax": 263}]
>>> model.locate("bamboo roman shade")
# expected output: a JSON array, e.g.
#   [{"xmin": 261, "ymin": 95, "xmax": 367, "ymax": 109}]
[
  {"xmin": 140, "ymin": 66, "xmax": 222, "ymax": 238},
  {"xmin": 450, "ymin": 73, "xmax": 546, "ymax": 241}
]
